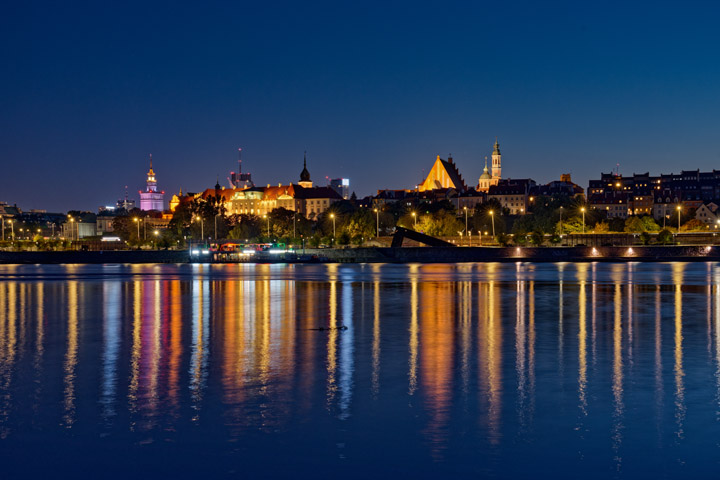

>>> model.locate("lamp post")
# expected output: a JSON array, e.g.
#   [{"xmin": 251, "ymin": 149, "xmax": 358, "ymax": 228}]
[
  {"xmin": 559, "ymin": 206, "xmax": 563, "ymax": 237},
  {"xmin": 70, "ymin": 217, "xmax": 75, "ymax": 241},
  {"xmin": 489, "ymin": 210, "xmax": 495, "ymax": 238},
  {"xmin": 263, "ymin": 214, "xmax": 270, "ymax": 238},
  {"xmin": 374, "ymin": 208, "xmax": 379, "ymax": 237},
  {"xmin": 195, "ymin": 216, "xmax": 204, "ymax": 241},
  {"xmin": 133, "ymin": 217, "xmax": 140, "ymax": 240},
  {"xmin": 412, "ymin": 211, "xmax": 416, "ymax": 228},
  {"xmin": 463, "ymin": 207, "xmax": 468, "ymax": 245},
  {"xmin": 677, "ymin": 205, "xmax": 682, "ymax": 233},
  {"xmin": 581, "ymin": 207, "xmax": 586, "ymax": 234},
  {"xmin": 153, "ymin": 230, "xmax": 159, "ymax": 249},
  {"xmin": 330, "ymin": 213, "xmax": 336, "ymax": 239}
]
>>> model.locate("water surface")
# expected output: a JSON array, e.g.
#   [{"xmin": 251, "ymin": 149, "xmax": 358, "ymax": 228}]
[{"xmin": 0, "ymin": 262, "xmax": 719, "ymax": 478}]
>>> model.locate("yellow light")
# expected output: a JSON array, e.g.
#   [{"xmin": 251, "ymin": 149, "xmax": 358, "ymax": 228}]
[
  {"xmin": 677, "ymin": 206, "xmax": 681, "ymax": 211},
  {"xmin": 489, "ymin": 210, "xmax": 494, "ymax": 215},
  {"xmin": 330, "ymin": 213, "xmax": 334, "ymax": 218},
  {"xmin": 581, "ymin": 207, "xmax": 585, "ymax": 212},
  {"xmin": 616, "ymin": 183, "xmax": 620, "ymax": 187}
]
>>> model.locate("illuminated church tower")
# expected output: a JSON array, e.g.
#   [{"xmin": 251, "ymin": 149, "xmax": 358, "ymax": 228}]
[
  {"xmin": 298, "ymin": 151, "xmax": 313, "ymax": 188},
  {"xmin": 491, "ymin": 137, "xmax": 502, "ymax": 180},
  {"xmin": 139, "ymin": 154, "xmax": 165, "ymax": 211},
  {"xmin": 477, "ymin": 139, "xmax": 502, "ymax": 192}
]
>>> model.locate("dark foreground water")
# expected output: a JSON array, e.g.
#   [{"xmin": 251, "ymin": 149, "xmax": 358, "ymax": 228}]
[{"xmin": 0, "ymin": 262, "xmax": 719, "ymax": 478}]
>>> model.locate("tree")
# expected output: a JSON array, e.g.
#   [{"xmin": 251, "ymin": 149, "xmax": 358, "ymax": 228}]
[
  {"xmin": 227, "ymin": 215, "xmax": 262, "ymax": 241},
  {"xmin": 657, "ymin": 229, "xmax": 674, "ymax": 245},
  {"xmin": 529, "ymin": 230, "xmax": 544, "ymax": 246},
  {"xmin": 593, "ymin": 221, "xmax": 610, "ymax": 233},
  {"xmin": 641, "ymin": 216, "xmax": 660, "ymax": 232},
  {"xmin": 681, "ymin": 219, "xmax": 706, "ymax": 232},
  {"xmin": 624, "ymin": 216, "xmax": 645, "ymax": 233}
]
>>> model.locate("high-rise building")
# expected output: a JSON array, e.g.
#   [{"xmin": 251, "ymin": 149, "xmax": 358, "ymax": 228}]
[
  {"xmin": 229, "ymin": 148, "xmax": 253, "ymax": 189},
  {"xmin": 329, "ymin": 178, "xmax": 350, "ymax": 199},
  {"xmin": 139, "ymin": 155, "xmax": 165, "ymax": 211}
]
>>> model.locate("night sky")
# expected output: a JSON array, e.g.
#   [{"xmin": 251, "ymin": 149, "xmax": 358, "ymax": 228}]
[{"xmin": 2, "ymin": 1, "xmax": 720, "ymax": 212}]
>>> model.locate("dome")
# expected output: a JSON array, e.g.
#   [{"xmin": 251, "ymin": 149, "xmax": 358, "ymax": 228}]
[
  {"xmin": 479, "ymin": 171, "xmax": 491, "ymax": 180},
  {"xmin": 300, "ymin": 152, "xmax": 311, "ymax": 182}
]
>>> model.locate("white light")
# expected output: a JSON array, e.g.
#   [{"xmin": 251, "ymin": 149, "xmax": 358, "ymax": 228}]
[
  {"xmin": 269, "ymin": 249, "xmax": 285, "ymax": 254},
  {"xmin": 342, "ymin": 178, "xmax": 349, "ymax": 186},
  {"xmin": 201, "ymin": 249, "xmax": 209, "ymax": 255},
  {"xmin": 101, "ymin": 236, "xmax": 121, "ymax": 242},
  {"xmin": 191, "ymin": 249, "xmax": 200, "ymax": 255},
  {"xmin": 242, "ymin": 249, "xmax": 256, "ymax": 255}
]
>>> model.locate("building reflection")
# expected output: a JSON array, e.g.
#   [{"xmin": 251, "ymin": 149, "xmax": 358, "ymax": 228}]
[
  {"xmin": 478, "ymin": 268, "xmax": 502, "ymax": 445},
  {"xmin": 1, "ymin": 261, "xmax": 720, "ymax": 468},
  {"xmin": 63, "ymin": 281, "xmax": 79, "ymax": 428},
  {"xmin": 420, "ymin": 268, "xmax": 456, "ymax": 456},
  {"xmin": 673, "ymin": 263, "xmax": 685, "ymax": 440}
]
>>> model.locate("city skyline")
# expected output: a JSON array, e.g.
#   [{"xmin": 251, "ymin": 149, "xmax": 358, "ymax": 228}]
[{"xmin": 3, "ymin": 2, "xmax": 720, "ymax": 212}]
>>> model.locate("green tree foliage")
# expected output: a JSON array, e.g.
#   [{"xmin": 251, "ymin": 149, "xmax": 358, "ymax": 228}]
[
  {"xmin": 641, "ymin": 216, "xmax": 661, "ymax": 232},
  {"xmin": 227, "ymin": 214, "xmax": 262, "ymax": 241},
  {"xmin": 623, "ymin": 216, "xmax": 645, "ymax": 233},
  {"xmin": 529, "ymin": 230, "xmax": 544, "ymax": 246},
  {"xmin": 415, "ymin": 210, "xmax": 463, "ymax": 237},
  {"xmin": 657, "ymin": 229, "xmax": 674, "ymax": 244},
  {"xmin": 680, "ymin": 219, "xmax": 707, "ymax": 231}
]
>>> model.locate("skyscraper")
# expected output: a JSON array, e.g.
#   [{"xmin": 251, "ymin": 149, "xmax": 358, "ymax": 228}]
[{"xmin": 139, "ymin": 155, "xmax": 165, "ymax": 211}]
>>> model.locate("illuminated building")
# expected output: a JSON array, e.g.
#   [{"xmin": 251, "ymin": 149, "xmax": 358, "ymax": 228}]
[
  {"xmin": 329, "ymin": 178, "xmax": 350, "ymax": 199},
  {"xmin": 229, "ymin": 148, "xmax": 254, "ymax": 189},
  {"xmin": 417, "ymin": 154, "xmax": 467, "ymax": 192},
  {"xmin": 172, "ymin": 153, "xmax": 341, "ymax": 219},
  {"xmin": 487, "ymin": 179, "xmax": 536, "ymax": 215},
  {"xmin": 477, "ymin": 139, "xmax": 502, "ymax": 193},
  {"xmin": 139, "ymin": 155, "xmax": 165, "ymax": 211}
]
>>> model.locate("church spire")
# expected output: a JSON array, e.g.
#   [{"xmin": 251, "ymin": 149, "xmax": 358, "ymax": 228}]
[{"xmin": 299, "ymin": 150, "xmax": 312, "ymax": 187}]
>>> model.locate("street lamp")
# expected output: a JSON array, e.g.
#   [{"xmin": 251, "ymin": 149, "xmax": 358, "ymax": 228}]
[
  {"xmin": 263, "ymin": 214, "xmax": 269, "ymax": 238},
  {"xmin": 463, "ymin": 207, "xmax": 468, "ymax": 244},
  {"xmin": 559, "ymin": 206, "xmax": 563, "ymax": 237},
  {"xmin": 489, "ymin": 210, "xmax": 495, "ymax": 238},
  {"xmin": 330, "ymin": 213, "xmax": 336, "ymax": 239},
  {"xmin": 677, "ymin": 205, "xmax": 682, "ymax": 232},
  {"xmin": 195, "ymin": 216, "xmax": 204, "ymax": 241},
  {"xmin": 581, "ymin": 207, "xmax": 586, "ymax": 234},
  {"xmin": 69, "ymin": 217, "xmax": 76, "ymax": 241},
  {"xmin": 133, "ymin": 217, "xmax": 140, "ymax": 240},
  {"xmin": 412, "ymin": 211, "xmax": 417, "ymax": 228},
  {"xmin": 374, "ymin": 208, "xmax": 379, "ymax": 237},
  {"xmin": 153, "ymin": 230, "xmax": 159, "ymax": 249}
]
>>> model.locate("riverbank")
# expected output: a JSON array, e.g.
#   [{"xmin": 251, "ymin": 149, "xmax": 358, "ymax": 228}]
[
  {"xmin": 302, "ymin": 245, "xmax": 717, "ymax": 263},
  {"xmin": 0, "ymin": 245, "xmax": 718, "ymax": 264}
]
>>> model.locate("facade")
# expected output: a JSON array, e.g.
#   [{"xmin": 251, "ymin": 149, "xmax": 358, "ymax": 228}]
[
  {"xmin": 174, "ymin": 155, "xmax": 342, "ymax": 220},
  {"xmin": 487, "ymin": 179, "xmax": 536, "ymax": 215},
  {"xmin": 695, "ymin": 203, "xmax": 719, "ymax": 226},
  {"xmin": 530, "ymin": 174, "xmax": 584, "ymax": 199},
  {"xmin": 329, "ymin": 178, "xmax": 350, "ymax": 200},
  {"xmin": 139, "ymin": 155, "xmax": 165, "ymax": 211},
  {"xmin": 588, "ymin": 191, "xmax": 630, "ymax": 219},
  {"xmin": 418, "ymin": 155, "xmax": 467, "ymax": 192}
]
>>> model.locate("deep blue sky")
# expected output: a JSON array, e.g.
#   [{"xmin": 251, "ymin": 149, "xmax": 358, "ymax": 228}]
[{"xmin": 2, "ymin": 1, "xmax": 720, "ymax": 212}]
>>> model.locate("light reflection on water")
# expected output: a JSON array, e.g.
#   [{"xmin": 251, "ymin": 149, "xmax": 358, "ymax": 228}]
[{"xmin": 1, "ymin": 262, "xmax": 720, "ymax": 477}]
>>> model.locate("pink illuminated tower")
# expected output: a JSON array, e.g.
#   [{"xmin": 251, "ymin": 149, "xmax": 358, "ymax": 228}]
[{"xmin": 139, "ymin": 154, "xmax": 165, "ymax": 211}]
